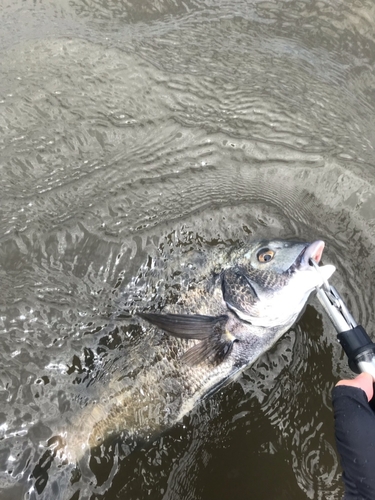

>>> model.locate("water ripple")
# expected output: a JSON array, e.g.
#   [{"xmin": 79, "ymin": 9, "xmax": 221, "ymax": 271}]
[{"xmin": 1, "ymin": 0, "xmax": 375, "ymax": 499}]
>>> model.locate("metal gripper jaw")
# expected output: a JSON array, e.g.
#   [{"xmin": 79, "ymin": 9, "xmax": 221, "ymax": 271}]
[{"xmin": 311, "ymin": 259, "xmax": 375, "ymax": 378}]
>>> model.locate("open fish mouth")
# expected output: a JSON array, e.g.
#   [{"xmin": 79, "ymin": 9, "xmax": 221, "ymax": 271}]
[
  {"xmin": 288, "ymin": 240, "xmax": 335, "ymax": 289},
  {"xmin": 291, "ymin": 240, "xmax": 325, "ymax": 271},
  {"xmin": 296, "ymin": 239, "xmax": 336, "ymax": 288},
  {"xmin": 302, "ymin": 240, "xmax": 325, "ymax": 266}
]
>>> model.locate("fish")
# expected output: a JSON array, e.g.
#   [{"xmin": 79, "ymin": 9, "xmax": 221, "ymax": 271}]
[{"xmin": 61, "ymin": 238, "xmax": 335, "ymax": 463}]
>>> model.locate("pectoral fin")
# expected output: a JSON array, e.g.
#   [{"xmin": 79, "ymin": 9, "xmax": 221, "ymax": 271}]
[
  {"xmin": 181, "ymin": 329, "xmax": 237, "ymax": 366},
  {"xmin": 138, "ymin": 312, "xmax": 237, "ymax": 365}
]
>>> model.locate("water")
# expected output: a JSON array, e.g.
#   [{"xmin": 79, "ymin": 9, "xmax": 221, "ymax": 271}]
[{"xmin": 1, "ymin": 0, "xmax": 375, "ymax": 498}]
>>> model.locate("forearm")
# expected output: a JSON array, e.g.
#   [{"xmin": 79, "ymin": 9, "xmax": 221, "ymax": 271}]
[{"xmin": 332, "ymin": 385, "xmax": 375, "ymax": 500}]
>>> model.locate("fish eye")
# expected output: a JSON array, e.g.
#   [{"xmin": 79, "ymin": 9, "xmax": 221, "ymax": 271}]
[{"xmin": 257, "ymin": 248, "xmax": 275, "ymax": 263}]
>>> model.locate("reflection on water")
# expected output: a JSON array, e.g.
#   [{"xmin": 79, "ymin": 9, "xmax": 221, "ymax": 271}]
[{"xmin": 1, "ymin": 0, "xmax": 375, "ymax": 498}]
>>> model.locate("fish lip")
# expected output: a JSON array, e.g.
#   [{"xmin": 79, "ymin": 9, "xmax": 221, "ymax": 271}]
[
  {"xmin": 288, "ymin": 240, "xmax": 325, "ymax": 272},
  {"xmin": 301, "ymin": 240, "xmax": 325, "ymax": 267}
]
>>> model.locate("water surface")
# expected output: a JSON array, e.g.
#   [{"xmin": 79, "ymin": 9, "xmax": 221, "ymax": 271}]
[{"xmin": 1, "ymin": 1, "xmax": 375, "ymax": 499}]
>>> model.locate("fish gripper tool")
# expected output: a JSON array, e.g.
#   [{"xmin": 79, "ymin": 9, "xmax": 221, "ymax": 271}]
[{"xmin": 311, "ymin": 259, "xmax": 375, "ymax": 378}]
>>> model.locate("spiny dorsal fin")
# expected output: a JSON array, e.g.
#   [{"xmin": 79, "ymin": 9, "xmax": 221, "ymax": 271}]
[{"xmin": 138, "ymin": 312, "xmax": 237, "ymax": 366}]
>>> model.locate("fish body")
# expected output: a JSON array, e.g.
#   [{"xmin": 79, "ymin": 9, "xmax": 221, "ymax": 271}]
[{"xmin": 64, "ymin": 239, "xmax": 334, "ymax": 461}]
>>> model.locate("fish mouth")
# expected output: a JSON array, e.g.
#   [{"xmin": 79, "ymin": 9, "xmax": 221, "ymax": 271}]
[
  {"xmin": 301, "ymin": 240, "xmax": 325, "ymax": 266},
  {"xmin": 289, "ymin": 240, "xmax": 325, "ymax": 272},
  {"xmin": 296, "ymin": 239, "xmax": 336, "ymax": 287}
]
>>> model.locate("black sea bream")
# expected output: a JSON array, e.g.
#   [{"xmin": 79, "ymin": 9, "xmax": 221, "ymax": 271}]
[{"xmin": 63, "ymin": 239, "xmax": 334, "ymax": 462}]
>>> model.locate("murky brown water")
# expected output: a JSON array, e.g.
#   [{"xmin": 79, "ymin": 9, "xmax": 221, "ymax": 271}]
[{"xmin": 1, "ymin": 1, "xmax": 375, "ymax": 499}]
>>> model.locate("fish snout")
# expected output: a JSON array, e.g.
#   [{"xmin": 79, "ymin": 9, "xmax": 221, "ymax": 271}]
[{"xmin": 300, "ymin": 240, "xmax": 335, "ymax": 284}]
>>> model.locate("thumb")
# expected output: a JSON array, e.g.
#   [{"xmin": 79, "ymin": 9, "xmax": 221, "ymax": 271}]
[{"xmin": 336, "ymin": 372, "xmax": 374, "ymax": 402}]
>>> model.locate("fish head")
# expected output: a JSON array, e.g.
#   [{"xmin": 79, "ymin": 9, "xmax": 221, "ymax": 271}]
[{"xmin": 222, "ymin": 239, "xmax": 335, "ymax": 328}]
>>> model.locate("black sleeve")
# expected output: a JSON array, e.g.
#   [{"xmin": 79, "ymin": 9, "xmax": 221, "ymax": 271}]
[{"xmin": 332, "ymin": 385, "xmax": 375, "ymax": 500}]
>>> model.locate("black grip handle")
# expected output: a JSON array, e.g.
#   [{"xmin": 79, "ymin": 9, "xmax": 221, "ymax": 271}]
[{"xmin": 337, "ymin": 325, "xmax": 375, "ymax": 374}]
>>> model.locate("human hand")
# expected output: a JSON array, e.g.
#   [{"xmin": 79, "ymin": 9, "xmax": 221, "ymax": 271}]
[{"xmin": 336, "ymin": 372, "xmax": 375, "ymax": 402}]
